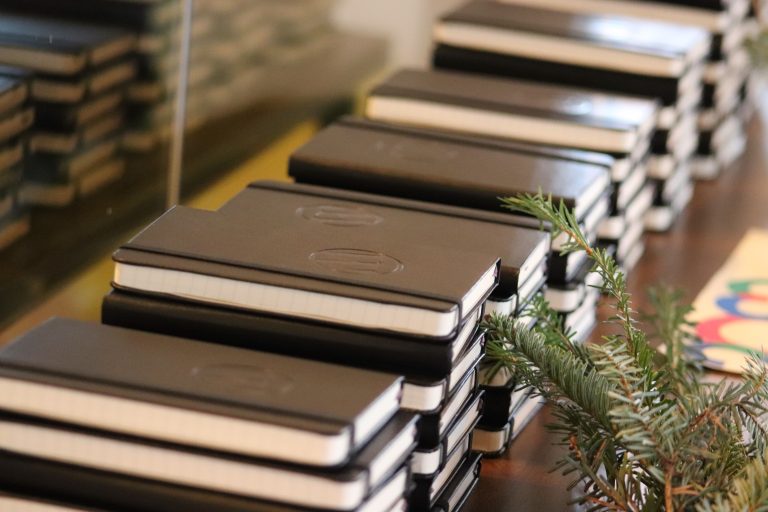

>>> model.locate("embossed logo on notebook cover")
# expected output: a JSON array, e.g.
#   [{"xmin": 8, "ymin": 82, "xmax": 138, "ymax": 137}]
[
  {"xmin": 298, "ymin": 205, "xmax": 383, "ymax": 227},
  {"xmin": 192, "ymin": 364, "xmax": 295, "ymax": 397},
  {"xmin": 310, "ymin": 249, "xmax": 404, "ymax": 275}
]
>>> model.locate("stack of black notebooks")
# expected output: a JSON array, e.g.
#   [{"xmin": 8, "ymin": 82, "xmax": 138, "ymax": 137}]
[
  {"xmin": 432, "ymin": 1, "xmax": 709, "ymax": 232},
  {"xmin": 0, "ymin": 72, "xmax": 32, "ymax": 250},
  {"xmin": 288, "ymin": 115, "xmax": 611, "ymax": 337},
  {"xmin": 0, "ymin": 0, "xmax": 181, "ymax": 153},
  {"xmin": 288, "ymin": 116, "xmax": 615, "ymax": 455},
  {"xmin": 100, "ymin": 180, "xmax": 521, "ymax": 510},
  {"xmin": 497, "ymin": 0, "xmax": 753, "ymax": 181},
  {"xmin": 0, "ymin": 318, "xmax": 416, "ymax": 512},
  {"xmin": 0, "ymin": 13, "xmax": 136, "ymax": 207},
  {"xmin": 0, "ymin": 0, "xmax": 338, "ymax": 152},
  {"xmin": 362, "ymin": 68, "xmax": 656, "ymax": 272}
]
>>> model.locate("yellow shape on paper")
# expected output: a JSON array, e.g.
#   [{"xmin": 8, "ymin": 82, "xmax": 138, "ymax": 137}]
[
  {"xmin": 738, "ymin": 299, "xmax": 768, "ymax": 316},
  {"xmin": 720, "ymin": 320, "xmax": 768, "ymax": 351}
]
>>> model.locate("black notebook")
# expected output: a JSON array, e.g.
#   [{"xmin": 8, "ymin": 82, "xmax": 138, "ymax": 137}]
[
  {"xmin": 494, "ymin": 0, "xmax": 734, "ymax": 36},
  {"xmin": 102, "ymin": 290, "xmax": 478, "ymax": 379},
  {"xmin": 0, "ymin": 452, "xmax": 410, "ymax": 512},
  {"xmin": 289, "ymin": 118, "xmax": 611, "ymax": 222},
  {"xmin": 0, "ymin": 493, "xmax": 93, "ymax": 511},
  {"xmin": 430, "ymin": 452, "xmax": 482, "ymax": 512},
  {"xmin": 366, "ymin": 69, "xmax": 658, "ymax": 154},
  {"xmin": 0, "ymin": 410, "xmax": 416, "ymax": 511},
  {"xmin": 103, "ymin": 289, "xmax": 484, "ymax": 415},
  {"xmin": 434, "ymin": 1, "xmax": 709, "ymax": 103},
  {"xmin": 331, "ymin": 116, "xmax": 638, "ymax": 181},
  {"xmin": 0, "ymin": 318, "xmax": 403, "ymax": 468},
  {"xmin": 112, "ymin": 204, "xmax": 500, "ymax": 339},
  {"xmin": 225, "ymin": 181, "xmax": 549, "ymax": 300},
  {"xmin": 411, "ymin": 437, "xmax": 473, "ymax": 511},
  {"xmin": 0, "ymin": 75, "xmax": 28, "ymax": 116}
]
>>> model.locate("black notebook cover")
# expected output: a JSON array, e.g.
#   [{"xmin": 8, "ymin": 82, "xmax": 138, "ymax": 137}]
[
  {"xmin": 289, "ymin": 119, "xmax": 610, "ymax": 220},
  {"xmin": 0, "ymin": 318, "xmax": 403, "ymax": 466},
  {"xmin": 225, "ymin": 181, "xmax": 548, "ymax": 298},
  {"xmin": 113, "ymin": 204, "xmax": 500, "ymax": 338},
  {"xmin": 0, "ymin": 453, "xmax": 409, "ymax": 512},
  {"xmin": 0, "ymin": 13, "xmax": 135, "ymax": 75},
  {"xmin": 101, "ymin": 289, "xmax": 477, "ymax": 380},
  {"xmin": 335, "ymin": 117, "xmax": 623, "ymax": 167},
  {"xmin": 368, "ymin": 68, "xmax": 658, "ymax": 154},
  {"xmin": 0, "ymin": 410, "xmax": 417, "ymax": 509},
  {"xmin": 434, "ymin": 45, "xmax": 687, "ymax": 107}
]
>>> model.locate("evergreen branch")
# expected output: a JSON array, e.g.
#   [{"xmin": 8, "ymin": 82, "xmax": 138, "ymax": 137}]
[{"xmin": 489, "ymin": 192, "xmax": 768, "ymax": 510}]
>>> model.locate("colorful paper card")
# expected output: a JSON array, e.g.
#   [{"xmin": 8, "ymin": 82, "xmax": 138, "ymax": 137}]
[{"xmin": 689, "ymin": 229, "xmax": 768, "ymax": 374}]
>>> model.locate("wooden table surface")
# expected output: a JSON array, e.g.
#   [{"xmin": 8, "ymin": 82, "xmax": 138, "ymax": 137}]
[{"xmin": 464, "ymin": 109, "xmax": 768, "ymax": 511}]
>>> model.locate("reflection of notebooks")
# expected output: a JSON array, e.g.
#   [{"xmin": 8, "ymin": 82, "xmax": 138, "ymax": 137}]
[
  {"xmin": 36, "ymin": 91, "xmax": 123, "ymax": 129},
  {"xmin": 0, "ymin": 453, "xmax": 410, "ymax": 512},
  {"xmin": 0, "ymin": 318, "xmax": 403, "ymax": 467},
  {"xmin": 367, "ymin": 69, "xmax": 658, "ymax": 154},
  {"xmin": 290, "ymin": 118, "xmax": 611, "ymax": 221},
  {"xmin": 0, "ymin": 13, "xmax": 135, "ymax": 75},
  {"xmin": 229, "ymin": 181, "xmax": 549, "ymax": 301},
  {"xmin": 0, "ymin": 75, "xmax": 28, "ymax": 115},
  {"xmin": 0, "ymin": 107, "xmax": 34, "ymax": 144},
  {"xmin": 434, "ymin": 2, "xmax": 709, "ymax": 104},
  {"xmin": 26, "ymin": 138, "xmax": 118, "ymax": 181},
  {"xmin": 31, "ymin": 114, "xmax": 123, "ymax": 154},
  {"xmin": 0, "ymin": 411, "xmax": 416, "ymax": 511},
  {"xmin": 32, "ymin": 61, "xmax": 137, "ymax": 104},
  {"xmin": 112, "ymin": 205, "xmax": 500, "ymax": 338},
  {"xmin": 689, "ymin": 229, "xmax": 768, "ymax": 374}
]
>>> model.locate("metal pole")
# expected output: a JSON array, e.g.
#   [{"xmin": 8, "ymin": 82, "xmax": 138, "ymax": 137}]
[{"xmin": 166, "ymin": 0, "xmax": 194, "ymax": 209}]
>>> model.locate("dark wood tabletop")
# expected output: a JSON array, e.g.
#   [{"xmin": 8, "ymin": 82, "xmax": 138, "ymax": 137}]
[{"xmin": 464, "ymin": 108, "xmax": 768, "ymax": 511}]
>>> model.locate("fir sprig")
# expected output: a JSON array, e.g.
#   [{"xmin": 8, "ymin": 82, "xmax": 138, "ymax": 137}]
[{"xmin": 483, "ymin": 192, "xmax": 768, "ymax": 511}]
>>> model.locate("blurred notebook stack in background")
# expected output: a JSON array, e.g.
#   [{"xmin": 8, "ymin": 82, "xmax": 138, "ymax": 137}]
[
  {"xmin": 0, "ymin": 73, "xmax": 32, "ymax": 250},
  {"xmin": 0, "ymin": 13, "xmax": 136, "ymax": 207},
  {"xmin": 0, "ymin": 0, "xmax": 338, "ymax": 153},
  {"xmin": 496, "ymin": 0, "xmax": 754, "ymax": 181},
  {"xmin": 433, "ymin": 1, "xmax": 709, "ymax": 232},
  {"xmin": 0, "ymin": 318, "xmax": 416, "ymax": 512},
  {"xmin": 124, "ymin": 0, "xmax": 338, "ymax": 152}
]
